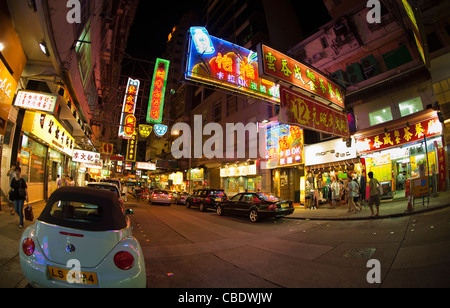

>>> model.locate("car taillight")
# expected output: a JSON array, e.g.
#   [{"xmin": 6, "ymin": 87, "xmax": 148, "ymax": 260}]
[
  {"xmin": 114, "ymin": 251, "xmax": 134, "ymax": 270},
  {"xmin": 268, "ymin": 204, "xmax": 278, "ymax": 210},
  {"xmin": 205, "ymin": 197, "xmax": 211, "ymax": 202},
  {"xmin": 168, "ymin": 195, "xmax": 172, "ymax": 199},
  {"xmin": 152, "ymin": 193, "xmax": 157, "ymax": 198},
  {"xmin": 22, "ymin": 238, "xmax": 35, "ymax": 256}
]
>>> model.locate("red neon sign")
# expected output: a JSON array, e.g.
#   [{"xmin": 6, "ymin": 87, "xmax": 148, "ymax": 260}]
[{"xmin": 147, "ymin": 58, "xmax": 170, "ymax": 124}]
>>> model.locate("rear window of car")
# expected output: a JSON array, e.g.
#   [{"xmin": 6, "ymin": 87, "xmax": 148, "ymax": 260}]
[
  {"xmin": 154, "ymin": 190, "xmax": 167, "ymax": 193},
  {"xmin": 89, "ymin": 185, "xmax": 119, "ymax": 197},
  {"xmin": 209, "ymin": 190, "xmax": 226, "ymax": 197},
  {"xmin": 49, "ymin": 200, "xmax": 103, "ymax": 224},
  {"xmin": 257, "ymin": 193, "xmax": 280, "ymax": 202}
]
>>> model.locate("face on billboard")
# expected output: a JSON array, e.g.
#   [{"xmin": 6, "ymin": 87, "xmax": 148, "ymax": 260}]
[{"xmin": 185, "ymin": 27, "xmax": 280, "ymax": 103}]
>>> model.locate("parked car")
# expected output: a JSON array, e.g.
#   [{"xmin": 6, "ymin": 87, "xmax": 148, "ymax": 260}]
[
  {"xmin": 216, "ymin": 192, "xmax": 294, "ymax": 222},
  {"xmin": 20, "ymin": 187, "xmax": 146, "ymax": 288},
  {"xmin": 87, "ymin": 182, "xmax": 123, "ymax": 204},
  {"xmin": 149, "ymin": 189, "xmax": 171, "ymax": 205},
  {"xmin": 171, "ymin": 191, "xmax": 189, "ymax": 204},
  {"xmin": 102, "ymin": 179, "xmax": 122, "ymax": 195},
  {"xmin": 186, "ymin": 189, "xmax": 227, "ymax": 212}
]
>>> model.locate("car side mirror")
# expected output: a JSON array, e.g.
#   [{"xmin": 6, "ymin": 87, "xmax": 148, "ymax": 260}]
[{"xmin": 125, "ymin": 208, "xmax": 134, "ymax": 215}]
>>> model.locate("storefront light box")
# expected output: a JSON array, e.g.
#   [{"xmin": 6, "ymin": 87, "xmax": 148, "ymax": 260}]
[
  {"xmin": 185, "ymin": 27, "xmax": 280, "ymax": 103},
  {"xmin": 266, "ymin": 124, "xmax": 304, "ymax": 169}
]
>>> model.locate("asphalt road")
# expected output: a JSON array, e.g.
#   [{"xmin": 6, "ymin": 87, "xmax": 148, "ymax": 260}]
[{"xmin": 129, "ymin": 200, "xmax": 450, "ymax": 288}]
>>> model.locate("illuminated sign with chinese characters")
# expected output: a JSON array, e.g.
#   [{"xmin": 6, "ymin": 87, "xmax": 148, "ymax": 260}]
[
  {"xmin": 279, "ymin": 86, "xmax": 349, "ymax": 138},
  {"xmin": 356, "ymin": 116, "xmax": 442, "ymax": 154},
  {"xmin": 14, "ymin": 90, "xmax": 58, "ymax": 114},
  {"xmin": 119, "ymin": 78, "xmax": 140, "ymax": 139},
  {"xmin": 147, "ymin": 58, "xmax": 170, "ymax": 124},
  {"xmin": 185, "ymin": 27, "xmax": 280, "ymax": 103},
  {"xmin": 258, "ymin": 44, "xmax": 345, "ymax": 108},
  {"xmin": 126, "ymin": 133, "xmax": 137, "ymax": 162},
  {"xmin": 22, "ymin": 111, "xmax": 75, "ymax": 157},
  {"xmin": 266, "ymin": 124, "xmax": 304, "ymax": 169},
  {"xmin": 72, "ymin": 150, "xmax": 101, "ymax": 164}
]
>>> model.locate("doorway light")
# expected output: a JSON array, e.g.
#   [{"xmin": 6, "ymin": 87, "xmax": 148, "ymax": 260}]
[{"xmin": 39, "ymin": 41, "xmax": 50, "ymax": 57}]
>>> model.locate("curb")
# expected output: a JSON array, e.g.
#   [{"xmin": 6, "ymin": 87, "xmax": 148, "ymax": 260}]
[{"xmin": 285, "ymin": 203, "xmax": 450, "ymax": 221}]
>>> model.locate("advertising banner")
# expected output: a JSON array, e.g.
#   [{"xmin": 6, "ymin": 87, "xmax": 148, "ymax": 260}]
[
  {"xmin": 266, "ymin": 124, "xmax": 304, "ymax": 169},
  {"xmin": 279, "ymin": 86, "xmax": 349, "ymax": 139},
  {"xmin": 258, "ymin": 44, "xmax": 345, "ymax": 108},
  {"xmin": 356, "ymin": 116, "xmax": 442, "ymax": 154},
  {"xmin": 185, "ymin": 27, "xmax": 280, "ymax": 103}
]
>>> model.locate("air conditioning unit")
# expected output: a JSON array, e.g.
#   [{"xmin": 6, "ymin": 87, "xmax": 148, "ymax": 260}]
[
  {"xmin": 360, "ymin": 54, "xmax": 381, "ymax": 79},
  {"xmin": 331, "ymin": 69, "xmax": 348, "ymax": 88},
  {"xmin": 346, "ymin": 63, "xmax": 365, "ymax": 85}
]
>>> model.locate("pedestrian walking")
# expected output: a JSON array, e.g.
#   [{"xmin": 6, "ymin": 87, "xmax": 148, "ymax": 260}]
[
  {"xmin": 6, "ymin": 162, "xmax": 20, "ymax": 215},
  {"xmin": 368, "ymin": 171, "xmax": 381, "ymax": 217},
  {"xmin": 348, "ymin": 178, "xmax": 361, "ymax": 213},
  {"xmin": 122, "ymin": 184, "xmax": 128, "ymax": 202},
  {"xmin": 10, "ymin": 167, "xmax": 29, "ymax": 228}
]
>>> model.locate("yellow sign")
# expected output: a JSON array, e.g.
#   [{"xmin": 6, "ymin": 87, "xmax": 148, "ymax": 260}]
[
  {"xmin": 139, "ymin": 124, "xmax": 152, "ymax": 138},
  {"xmin": 412, "ymin": 177, "xmax": 428, "ymax": 196},
  {"xmin": 22, "ymin": 111, "xmax": 75, "ymax": 156},
  {"xmin": 0, "ymin": 60, "xmax": 18, "ymax": 135}
]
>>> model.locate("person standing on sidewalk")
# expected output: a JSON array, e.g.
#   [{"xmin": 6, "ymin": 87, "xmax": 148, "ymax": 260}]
[
  {"xmin": 6, "ymin": 162, "xmax": 20, "ymax": 216},
  {"xmin": 368, "ymin": 171, "xmax": 381, "ymax": 217},
  {"xmin": 10, "ymin": 167, "xmax": 29, "ymax": 228}
]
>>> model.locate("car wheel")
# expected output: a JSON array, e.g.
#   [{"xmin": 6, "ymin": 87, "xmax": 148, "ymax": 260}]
[
  {"xmin": 199, "ymin": 203, "xmax": 205, "ymax": 212},
  {"xmin": 249, "ymin": 209, "xmax": 259, "ymax": 222},
  {"xmin": 217, "ymin": 205, "xmax": 224, "ymax": 216}
]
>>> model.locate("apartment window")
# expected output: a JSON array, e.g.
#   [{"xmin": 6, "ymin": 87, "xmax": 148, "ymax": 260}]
[
  {"xmin": 214, "ymin": 101, "xmax": 222, "ymax": 122},
  {"xmin": 227, "ymin": 95, "xmax": 237, "ymax": 116},
  {"xmin": 320, "ymin": 37, "xmax": 329, "ymax": 49},
  {"xmin": 369, "ymin": 107, "xmax": 393, "ymax": 126},
  {"xmin": 398, "ymin": 97, "xmax": 424, "ymax": 117}
]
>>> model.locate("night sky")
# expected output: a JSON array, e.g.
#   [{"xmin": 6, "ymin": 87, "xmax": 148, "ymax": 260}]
[{"xmin": 125, "ymin": 0, "xmax": 331, "ymax": 63}]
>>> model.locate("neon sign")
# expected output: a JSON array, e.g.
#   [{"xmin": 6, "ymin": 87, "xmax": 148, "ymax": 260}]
[
  {"xmin": 119, "ymin": 78, "xmax": 140, "ymax": 139},
  {"xmin": 185, "ymin": 27, "xmax": 280, "ymax": 103},
  {"xmin": 258, "ymin": 44, "xmax": 345, "ymax": 108},
  {"xmin": 147, "ymin": 58, "xmax": 170, "ymax": 124}
]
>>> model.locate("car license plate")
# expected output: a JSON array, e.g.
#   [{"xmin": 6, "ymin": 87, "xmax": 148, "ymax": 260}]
[
  {"xmin": 48, "ymin": 265, "xmax": 98, "ymax": 285},
  {"xmin": 215, "ymin": 198, "xmax": 221, "ymax": 201},
  {"xmin": 281, "ymin": 203, "xmax": 289, "ymax": 208}
]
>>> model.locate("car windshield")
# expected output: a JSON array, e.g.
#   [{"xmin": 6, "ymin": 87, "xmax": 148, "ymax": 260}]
[
  {"xmin": 257, "ymin": 193, "xmax": 281, "ymax": 202},
  {"xmin": 49, "ymin": 200, "xmax": 103, "ymax": 224}
]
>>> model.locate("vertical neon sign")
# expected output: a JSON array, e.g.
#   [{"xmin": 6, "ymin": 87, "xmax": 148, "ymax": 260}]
[
  {"xmin": 147, "ymin": 58, "xmax": 170, "ymax": 124},
  {"xmin": 119, "ymin": 78, "xmax": 140, "ymax": 139}
]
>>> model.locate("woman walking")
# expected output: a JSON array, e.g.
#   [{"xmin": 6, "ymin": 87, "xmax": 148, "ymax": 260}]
[{"xmin": 10, "ymin": 167, "xmax": 29, "ymax": 228}]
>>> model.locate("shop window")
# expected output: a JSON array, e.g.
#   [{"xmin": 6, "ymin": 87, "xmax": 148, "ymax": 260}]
[
  {"xmin": 398, "ymin": 97, "xmax": 424, "ymax": 117},
  {"xmin": 369, "ymin": 107, "xmax": 393, "ymax": 126},
  {"xmin": 3, "ymin": 121, "xmax": 15, "ymax": 146}
]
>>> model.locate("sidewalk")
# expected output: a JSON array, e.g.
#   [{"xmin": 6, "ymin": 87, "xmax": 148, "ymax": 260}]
[
  {"xmin": 0, "ymin": 200, "xmax": 47, "ymax": 288},
  {"xmin": 288, "ymin": 190, "xmax": 450, "ymax": 220}
]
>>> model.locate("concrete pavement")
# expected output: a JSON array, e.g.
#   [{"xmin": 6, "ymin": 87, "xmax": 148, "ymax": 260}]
[{"xmin": 289, "ymin": 190, "xmax": 450, "ymax": 220}]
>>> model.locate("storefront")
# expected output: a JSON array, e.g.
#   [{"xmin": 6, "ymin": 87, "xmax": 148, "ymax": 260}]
[
  {"xmin": 21, "ymin": 111, "xmax": 75, "ymax": 202},
  {"xmin": 187, "ymin": 168, "xmax": 206, "ymax": 193},
  {"xmin": 304, "ymin": 138, "xmax": 362, "ymax": 206},
  {"xmin": 220, "ymin": 161, "xmax": 261, "ymax": 196},
  {"xmin": 355, "ymin": 111, "xmax": 445, "ymax": 200}
]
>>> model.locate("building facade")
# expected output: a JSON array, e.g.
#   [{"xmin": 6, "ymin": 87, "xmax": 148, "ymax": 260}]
[{"xmin": 1, "ymin": 0, "xmax": 138, "ymax": 204}]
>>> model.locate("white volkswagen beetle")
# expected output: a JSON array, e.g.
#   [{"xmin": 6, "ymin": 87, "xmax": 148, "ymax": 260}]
[{"xmin": 20, "ymin": 187, "xmax": 146, "ymax": 288}]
